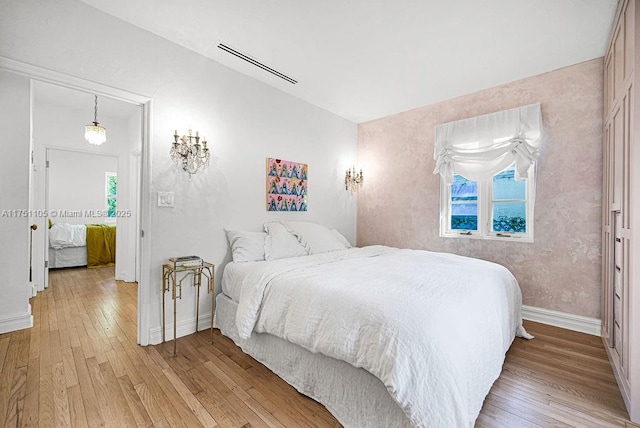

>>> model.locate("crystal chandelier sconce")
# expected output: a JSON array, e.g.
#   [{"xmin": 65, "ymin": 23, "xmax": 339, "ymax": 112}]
[
  {"xmin": 345, "ymin": 166, "xmax": 364, "ymax": 193},
  {"xmin": 85, "ymin": 95, "xmax": 107, "ymax": 145},
  {"xmin": 170, "ymin": 129, "xmax": 210, "ymax": 177}
]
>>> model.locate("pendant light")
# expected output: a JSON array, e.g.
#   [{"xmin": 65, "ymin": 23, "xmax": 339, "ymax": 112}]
[{"xmin": 85, "ymin": 95, "xmax": 107, "ymax": 145}]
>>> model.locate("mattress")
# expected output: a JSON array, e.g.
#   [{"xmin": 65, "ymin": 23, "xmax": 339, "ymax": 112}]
[
  {"xmin": 228, "ymin": 245, "xmax": 529, "ymax": 426},
  {"xmin": 214, "ymin": 292, "xmax": 411, "ymax": 428},
  {"xmin": 48, "ymin": 246, "xmax": 87, "ymax": 268}
]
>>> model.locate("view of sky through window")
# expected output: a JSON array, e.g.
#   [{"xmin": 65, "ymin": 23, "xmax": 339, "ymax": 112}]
[
  {"xmin": 492, "ymin": 167, "xmax": 526, "ymax": 233},
  {"xmin": 451, "ymin": 174, "xmax": 478, "ymax": 230}
]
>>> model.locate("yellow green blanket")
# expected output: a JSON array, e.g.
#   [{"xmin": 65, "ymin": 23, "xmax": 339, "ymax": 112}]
[{"xmin": 86, "ymin": 224, "xmax": 116, "ymax": 268}]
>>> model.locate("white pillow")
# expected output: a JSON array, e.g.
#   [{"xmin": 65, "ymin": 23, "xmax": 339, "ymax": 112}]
[
  {"xmin": 264, "ymin": 222, "xmax": 309, "ymax": 260},
  {"xmin": 225, "ymin": 229, "xmax": 267, "ymax": 263},
  {"xmin": 279, "ymin": 221, "xmax": 351, "ymax": 254},
  {"xmin": 330, "ymin": 228, "xmax": 352, "ymax": 249}
]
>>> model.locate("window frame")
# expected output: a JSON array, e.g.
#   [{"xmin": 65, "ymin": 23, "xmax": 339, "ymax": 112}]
[
  {"xmin": 105, "ymin": 171, "xmax": 117, "ymax": 223},
  {"xmin": 439, "ymin": 164, "xmax": 536, "ymax": 242}
]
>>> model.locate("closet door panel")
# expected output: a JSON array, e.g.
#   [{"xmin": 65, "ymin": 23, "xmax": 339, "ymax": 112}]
[
  {"xmin": 612, "ymin": 104, "xmax": 624, "ymax": 210},
  {"xmin": 624, "ymin": 86, "xmax": 633, "ymax": 227},
  {"xmin": 614, "ymin": 23, "xmax": 624, "ymax": 100},
  {"xmin": 624, "ymin": 0, "xmax": 634, "ymax": 81},
  {"xmin": 606, "ymin": 55, "xmax": 614, "ymax": 113}
]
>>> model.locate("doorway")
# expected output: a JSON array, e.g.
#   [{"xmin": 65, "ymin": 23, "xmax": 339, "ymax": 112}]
[{"xmin": 31, "ymin": 81, "xmax": 142, "ymax": 291}]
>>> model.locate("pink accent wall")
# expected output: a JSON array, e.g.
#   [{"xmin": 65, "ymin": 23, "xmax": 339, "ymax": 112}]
[{"xmin": 357, "ymin": 58, "xmax": 603, "ymax": 318}]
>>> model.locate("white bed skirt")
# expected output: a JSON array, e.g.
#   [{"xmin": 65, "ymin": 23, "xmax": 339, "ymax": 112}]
[
  {"xmin": 214, "ymin": 293, "xmax": 411, "ymax": 428},
  {"xmin": 48, "ymin": 246, "xmax": 87, "ymax": 268}
]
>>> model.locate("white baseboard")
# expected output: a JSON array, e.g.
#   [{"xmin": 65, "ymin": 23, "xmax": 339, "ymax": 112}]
[
  {"xmin": 522, "ymin": 305, "xmax": 601, "ymax": 336},
  {"xmin": 148, "ymin": 313, "xmax": 212, "ymax": 345},
  {"xmin": 0, "ymin": 305, "xmax": 33, "ymax": 334}
]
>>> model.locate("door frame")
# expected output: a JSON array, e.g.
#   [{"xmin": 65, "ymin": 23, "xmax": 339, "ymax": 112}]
[
  {"xmin": 131, "ymin": 151, "xmax": 142, "ymax": 282},
  {"xmin": 0, "ymin": 56, "xmax": 154, "ymax": 345}
]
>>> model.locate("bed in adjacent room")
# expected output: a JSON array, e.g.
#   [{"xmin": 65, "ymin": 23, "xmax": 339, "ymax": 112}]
[
  {"xmin": 216, "ymin": 221, "xmax": 531, "ymax": 427},
  {"xmin": 48, "ymin": 222, "xmax": 116, "ymax": 268}
]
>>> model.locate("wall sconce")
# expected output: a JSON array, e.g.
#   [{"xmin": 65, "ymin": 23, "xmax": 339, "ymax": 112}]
[
  {"xmin": 345, "ymin": 166, "xmax": 363, "ymax": 193},
  {"xmin": 170, "ymin": 129, "xmax": 210, "ymax": 177}
]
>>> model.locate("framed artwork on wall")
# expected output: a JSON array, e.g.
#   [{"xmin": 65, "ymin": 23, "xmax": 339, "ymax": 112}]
[{"xmin": 266, "ymin": 158, "xmax": 308, "ymax": 211}]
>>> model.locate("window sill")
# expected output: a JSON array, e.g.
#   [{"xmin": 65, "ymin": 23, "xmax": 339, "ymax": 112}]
[{"xmin": 440, "ymin": 232, "xmax": 533, "ymax": 243}]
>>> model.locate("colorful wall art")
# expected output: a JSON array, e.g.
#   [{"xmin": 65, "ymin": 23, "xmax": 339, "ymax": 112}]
[{"xmin": 266, "ymin": 158, "xmax": 308, "ymax": 211}]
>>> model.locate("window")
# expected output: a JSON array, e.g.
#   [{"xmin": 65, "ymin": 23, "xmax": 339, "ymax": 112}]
[
  {"xmin": 105, "ymin": 172, "xmax": 117, "ymax": 221},
  {"xmin": 434, "ymin": 103, "xmax": 542, "ymax": 242},
  {"xmin": 441, "ymin": 164, "xmax": 535, "ymax": 241}
]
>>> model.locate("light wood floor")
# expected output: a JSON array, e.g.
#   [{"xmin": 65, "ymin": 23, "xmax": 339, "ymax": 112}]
[{"xmin": 0, "ymin": 267, "xmax": 637, "ymax": 427}]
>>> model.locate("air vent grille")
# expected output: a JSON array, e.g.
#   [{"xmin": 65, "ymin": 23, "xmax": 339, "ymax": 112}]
[{"xmin": 217, "ymin": 43, "xmax": 298, "ymax": 85}]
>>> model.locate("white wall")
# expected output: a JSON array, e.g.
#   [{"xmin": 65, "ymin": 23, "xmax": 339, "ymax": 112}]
[
  {"xmin": 0, "ymin": 0, "xmax": 358, "ymax": 340},
  {"xmin": 47, "ymin": 150, "xmax": 117, "ymax": 224},
  {"xmin": 0, "ymin": 71, "xmax": 33, "ymax": 333},
  {"xmin": 30, "ymin": 88, "xmax": 141, "ymax": 288}
]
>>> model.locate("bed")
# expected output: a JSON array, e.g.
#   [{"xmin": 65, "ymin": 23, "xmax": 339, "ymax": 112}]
[
  {"xmin": 216, "ymin": 222, "xmax": 531, "ymax": 427},
  {"xmin": 48, "ymin": 222, "xmax": 116, "ymax": 268}
]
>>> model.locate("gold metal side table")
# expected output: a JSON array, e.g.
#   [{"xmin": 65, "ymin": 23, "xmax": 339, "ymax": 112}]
[{"xmin": 161, "ymin": 261, "xmax": 215, "ymax": 356}]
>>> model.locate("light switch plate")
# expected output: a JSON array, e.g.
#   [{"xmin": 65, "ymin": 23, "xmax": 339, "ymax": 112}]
[{"xmin": 157, "ymin": 191, "xmax": 174, "ymax": 207}]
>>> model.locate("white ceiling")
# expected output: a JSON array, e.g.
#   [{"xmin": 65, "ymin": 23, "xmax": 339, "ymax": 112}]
[{"xmin": 78, "ymin": 0, "xmax": 618, "ymax": 123}]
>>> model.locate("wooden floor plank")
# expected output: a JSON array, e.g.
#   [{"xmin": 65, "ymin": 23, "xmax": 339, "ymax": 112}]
[
  {"xmin": 136, "ymin": 348, "xmax": 204, "ymax": 428},
  {"xmin": 5, "ymin": 365, "xmax": 27, "ymax": 427},
  {"xmin": 22, "ymin": 357, "xmax": 40, "ymax": 428},
  {"xmin": 0, "ymin": 266, "xmax": 636, "ymax": 428},
  {"xmin": 52, "ymin": 361, "xmax": 72, "ymax": 428},
  {"xmin": 85, "ymin": 356, "xmax": 120, "ymax": 427},
  {"xmin": 133, "ymin": 382, "xmax": 166, "ymax": 425},
  {"xmin": 66, "ymin": 384, "xmax": 89, "ymax": 427},
  {"xmin": 71, "ymin": 345, "xmax": 105, "ymax": 427},
  {"xmin": 15, "ymin": 329, "xmax": 30, "ymax": 369},
  {"xmin": 117, "ymin": 374, "xmax": 154, "ymax": 428},
  {"xmin": 99, "ymin": 360, "xmax": 139, "ymax": 427},
  {"xmin": 162, "ymin": 367, "xmax": 218, "ymax": 427},
  {"xmin": 0, "ymin": 337, "xmax": 12, "ymax": 374},
  {"xmin": 189, "ymin": 362, "xmax": 264, "ymax": 428},
  {"xmin": 37, "ymin": 331, "xmax": 54, "ymax": 428},
  {"xmin": 0, "ymin": 334, "xmax": 20, "ymax": 427},
  {"xmin": 27, "ymin": 320, "xmax": 41, "ymax": 363},
  {"xmin": 125, "ymin": 346, "xmax": 192, "ymax": 428},
  {"xmin": 62, "ymin": 348, "xmax": 78, "ymax": 388}
]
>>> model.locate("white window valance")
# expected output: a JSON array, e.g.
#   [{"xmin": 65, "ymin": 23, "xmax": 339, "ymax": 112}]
[{"xmin": 433, "ymin": 103, "xmax": 543, "ymax": 185}]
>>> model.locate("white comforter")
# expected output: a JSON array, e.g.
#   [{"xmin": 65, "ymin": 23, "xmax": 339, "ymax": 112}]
[
  {"xmin": 49, "ymin": 223, "xmax": 86, "ymax": 249},
  {"xmin": 235, "ymin": 246, "xmax": 530, "ymax": 427}
]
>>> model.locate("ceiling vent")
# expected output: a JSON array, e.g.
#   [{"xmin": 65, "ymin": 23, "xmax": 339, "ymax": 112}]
[{"xmin": 217, "ymin": 43, "xmax": 298, "ymax": 85}]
